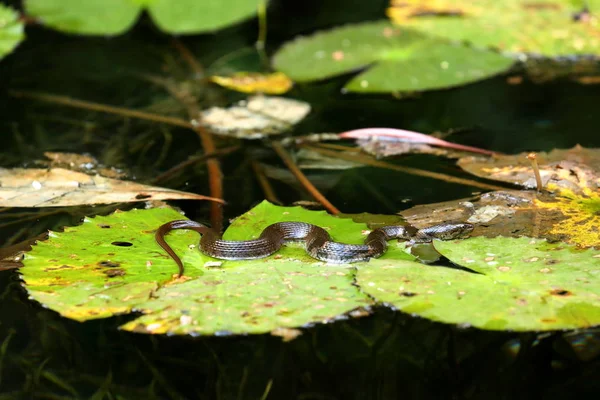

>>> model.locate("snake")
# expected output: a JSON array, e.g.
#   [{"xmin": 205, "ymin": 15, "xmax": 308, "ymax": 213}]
[{"xmin": 155, "ymin": 220, "xmax": 474, "ymax": 277}]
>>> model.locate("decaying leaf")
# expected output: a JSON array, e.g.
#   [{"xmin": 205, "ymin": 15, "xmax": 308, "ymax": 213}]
[
  {"xmin": 400, "ymin": 186, "xmax": 600, "ymax": 248},
  {"xmin": 200, "ymin": 95, "xmax": 311, "ymax": 139},
  {"xmin": 210, "ymin": 72, "xmax": 293, "ymax": 94},
  {"xmin": 0, "ymin": 168, "xmax": 222, "ymax": 207},
  {"xmin": 458, "ymin": 146, "xmax": 600, "ymax": 193},
  {"xmin": 355, "ymin": 140, "xmax": 464, "ymax": 158}
]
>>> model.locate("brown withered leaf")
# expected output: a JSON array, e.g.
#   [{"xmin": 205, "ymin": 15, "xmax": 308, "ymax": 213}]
[
  {"xmin": 0, "ymin": 168, "xmax": 222, "ymax": 207},
  {"xmin": 400, "ymin": 188, "xmax": 599, "ymax": 248},
  {"xmin": 399, "ymin": 190, "xmax": 549, "ymax": 240},
  {"xmin": 458, "ymin": 146, "xmax": 600, "ymax": 193}
]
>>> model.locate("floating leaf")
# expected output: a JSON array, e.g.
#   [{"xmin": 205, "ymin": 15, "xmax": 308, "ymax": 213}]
[
  {"xmin": 388, "ymin": 0, "xmax": 600, "ymax": 57},
  {"xmin": 201, "ymin": 95, "xmax": 310, "ymax": 139},
  {"xmin": 0, "ymin": 4, "xmax": 24, "ymax": 60},
  {"xmin": 358, "ymin": 236, "xmax": 600, "ymax": 331},
  {"xmin": 458, "ymin": 146, "xmax": 600, "ymax": 193},
  {"xmin": 272, "ymin": 21, "xmax": 514, "ymax": 93},
  {"xmin": 25, "ymin": 0, "xmax": 261, "ymax": 35},
  {"xmin": 210, "ymin": 72, "xmax": 293, "ymax": 94},
  {"xmin": 147, "ymin": 0, "xmax": 261, "ymax": 35},
  {"xmin": 25, "ymin": 0, "xmax": 141, "ymax": 35},
  {"xmin": 22, "ymin": 202, "xmax": 421, "ymax": 335},
  {"xmin": 0, "ymin": 168, "xmax": 222, "ymax": 207}
]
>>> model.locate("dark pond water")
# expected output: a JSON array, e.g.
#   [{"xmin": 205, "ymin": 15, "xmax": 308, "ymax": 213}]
[{"xmin": 1, "ymin": 1, "xmax": 599, "ymax": 399}]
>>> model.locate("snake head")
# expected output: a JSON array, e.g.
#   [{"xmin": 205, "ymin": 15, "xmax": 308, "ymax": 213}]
[
  {"xmin": 436, "ymin": 223, "xmax": 474, "ymax": 239},
  {"xmin": 416, "ymin": 223, "xmax": 474, "ymax": 242}
]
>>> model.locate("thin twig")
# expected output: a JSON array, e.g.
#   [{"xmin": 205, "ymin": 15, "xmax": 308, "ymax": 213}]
[
  {"xmin": 170, "ymin": 42, "xmax": 225, "ymax": 232},
  {"xmin": 258, "ymin": 379, "xmax": 273, "ymax": 400},
  {"xmin": 251, "ymin": 161, "xmax": 281, "ymax": 204},
  {"xmin": 152, "ymin": 145, "xmax": 240, "ymax": 184},
  {"xmin": 9, "ymin": 91, "xmax": 194, "ymax": 129},
  {"xmin": 526, "ymin": 153, "xmax": 544, "ymax": 192},
  {"xmin": 307, "ymin": 142, "xmax": 362, "ymax": 152},
  {"xmin": 171, "ymin": 38, "xmax": 205, "ymax": 78},
  {"xmin": 272, "ymin": 141, "xmax": 340, "ymax": 214},
  {"xmin": 303, "ymin": 144, "xmax": 508, "ymax": 192}
]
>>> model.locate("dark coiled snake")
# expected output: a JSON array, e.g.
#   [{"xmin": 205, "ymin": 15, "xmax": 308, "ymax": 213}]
[{"xmin": 155, "ymin": 220, "xmax": 474, "ymax": 277}]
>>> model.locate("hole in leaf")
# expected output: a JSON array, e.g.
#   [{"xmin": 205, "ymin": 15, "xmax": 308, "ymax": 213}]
[
  {"xmin": 399, "ymin": 291, "xmax": 417, "ymax": 297},
  {"xmin": 135, "ymin": 193, "xmax": 151, "ymax": 200},
  {"xmin": 111, "ymin": 241, "xmax": 133, "ymax": 247},
  {"xmin": 550, "ymin": 289, "xmax": 572, "ymax": 296},
  {"xmin": 98, "ymin": 224, "xmax": 111, "ymax": 228}
]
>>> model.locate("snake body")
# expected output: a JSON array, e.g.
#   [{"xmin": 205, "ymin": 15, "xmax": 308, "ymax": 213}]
[{"xmin": 155, "ymin": 220, "xmax": 474, "ymax": 277}]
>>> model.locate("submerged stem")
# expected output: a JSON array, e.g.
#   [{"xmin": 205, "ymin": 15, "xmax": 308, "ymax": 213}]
[{"xmin": 272, "ymin": 141, "xmax": 340, "ymax": 214}]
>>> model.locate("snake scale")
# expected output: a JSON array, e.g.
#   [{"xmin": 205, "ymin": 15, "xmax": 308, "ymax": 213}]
[{"xmin": 155, "ymin": 220, "xmax": 474, "ymax": 277}]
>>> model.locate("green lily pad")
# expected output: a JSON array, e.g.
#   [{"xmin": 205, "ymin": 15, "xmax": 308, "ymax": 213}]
[
  {"xmin": 272, "ymin": 20, "xmax": 514, "ymax": 93},
  {"xmin": 25, "ymin": 0, "xmax": 141, "ymax": 35},
  {"xmin": 0, "ymin": 4, "xmax": 24, "ymax": 60},
  {"xmin": 22, "ymin": 202, "xmax": 423, "ymax": 335},
  {"xmin": 147, "ymin": 0, "xmax": 262, "ymax": 34},
  {"xmin": 357, "ymin": 236, "xmax": 600, "ymax": 331},
  {"xmin": 25, "ymin": 0, "xmax": 261, "ymax": 35},
  {"xmin": 393, "ymin": 0, "xmax": 600, "ymax": 57}
]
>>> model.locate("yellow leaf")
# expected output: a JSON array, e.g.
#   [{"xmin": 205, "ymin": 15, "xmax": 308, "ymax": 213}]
[{"xmin": 210, "ymin": 72, "xmax": 293, "ymax": 94}]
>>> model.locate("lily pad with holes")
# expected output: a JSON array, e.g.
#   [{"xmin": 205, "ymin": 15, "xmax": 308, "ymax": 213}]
[
  {"xmin": 25, "ymin": 0, "xmax": 261, "ymax": 35},
  {"xmin": 21, "ymin": 202, "xmax": 419, "ymax": 335},
  {"xmin": 357, "ymin": 236, "xmax": 600, "ymax": 331},
  {"xmin": 0, "ymin": 4, "xmax": 24, "ymax": 60},
  {"xmin": 272, "ymin": 20, "xmax": 514, "ymax": 93}
]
